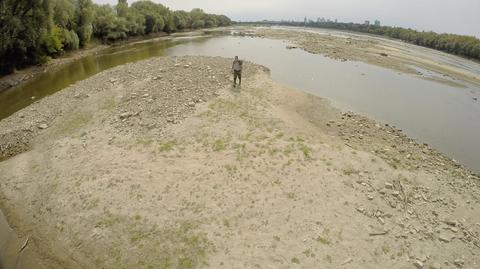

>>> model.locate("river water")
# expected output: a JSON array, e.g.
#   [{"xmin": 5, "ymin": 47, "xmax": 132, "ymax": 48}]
[{"xmin": 0, "ymin": 31, "xmax": 479, "ymax": 173}]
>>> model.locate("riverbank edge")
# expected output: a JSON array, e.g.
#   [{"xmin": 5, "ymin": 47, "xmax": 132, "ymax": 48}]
[{"xmin": 0, "ymin": 28, "xmax": 228, "ymax": 94}]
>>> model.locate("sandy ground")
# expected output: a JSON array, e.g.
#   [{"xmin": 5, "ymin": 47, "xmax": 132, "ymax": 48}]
[
  {"xmin": 0, "ymin": 56, "xmax": 479, "ymax": 268},
  {"xmin": 252, "ymin": 27, "xmax": 480, "ymax": 88}
]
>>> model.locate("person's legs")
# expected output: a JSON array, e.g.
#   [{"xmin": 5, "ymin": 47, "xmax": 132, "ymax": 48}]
[{"xmin": 234, "ymin": 71, "xmax": 241, "ymax": 86}]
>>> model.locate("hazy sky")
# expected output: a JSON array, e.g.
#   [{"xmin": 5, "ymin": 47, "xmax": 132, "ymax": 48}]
[{"xmin": 94, "ymin": 0, "xmax": 480, "ymax": 37}]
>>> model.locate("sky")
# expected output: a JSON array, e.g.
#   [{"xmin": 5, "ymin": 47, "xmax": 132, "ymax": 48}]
[{"xmin": 94, "ymin": 0, "xmax": 480, "ymax": 37}]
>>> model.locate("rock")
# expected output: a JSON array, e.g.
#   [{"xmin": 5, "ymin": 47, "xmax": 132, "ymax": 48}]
[
  {"xmin": 187, "ymin": 101, "xmax": 195, "ymax": 107},
  {"xmin": 385, "ymin": 182, "xmax": 393, "ymax": 189},
  {"xmin": 109, "ymin": 78, "xmax": 117, "ymax": 83},
  {"xmin": 380, "ymin": 53, "xmax": 388, "ymax": 57},
  {"xmin": 439, "ymin": 234, "xmax": 451, "ymax": 243},
  {"xmin": 453, "ymin": 259, "xmax": 464, "ymax": 267},
  {"xmin": 391, "ymin": 191, "xmax": 400, "ymax": 197},
  {"xmin": 413, "ymin": 260, "xmax": 424, "ymax": 269},
  {"xmin": 37, "ymin": 123, "xmax": 48, "ymax": 129},
  {"xmin": 444, "ymin": 220, "xmax": 457, "ymax": 227},
  {"xmin": 119, "ymin": 112, "xmax": 133, "ymax": 119},
  {"xmin": 431, "ymin": 262, "xmax": 442, "ymax": 269}
]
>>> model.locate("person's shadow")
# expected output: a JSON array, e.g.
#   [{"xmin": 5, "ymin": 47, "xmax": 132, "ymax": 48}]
[{"xmin": 231, "ymin": 84, "xmax": 242, "ymax": 93}]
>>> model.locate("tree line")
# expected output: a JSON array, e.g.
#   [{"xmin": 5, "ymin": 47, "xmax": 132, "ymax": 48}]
[
  {"xmin": 0, "ymin": 0, "xmax": 231, "ymax": 74},
  {"xmin": 251, "ymin": 20, "xmax": 480, "ymax": 62}
]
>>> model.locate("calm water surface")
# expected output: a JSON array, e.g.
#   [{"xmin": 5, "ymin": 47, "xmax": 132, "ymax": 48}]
[{"xmin": 0, "ymin": 33, "xmax": 479, "ymax": 173}]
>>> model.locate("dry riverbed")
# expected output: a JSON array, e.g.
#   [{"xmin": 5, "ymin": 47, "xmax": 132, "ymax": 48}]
[{"xmin": 0, "ymin": 56, "xmax": 479, "ymax": 268}]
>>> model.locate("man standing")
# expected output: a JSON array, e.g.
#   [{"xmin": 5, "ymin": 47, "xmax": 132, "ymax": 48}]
[{"xmin": 232, "ymin": 56, "xmax": 243, "ymax": 87}]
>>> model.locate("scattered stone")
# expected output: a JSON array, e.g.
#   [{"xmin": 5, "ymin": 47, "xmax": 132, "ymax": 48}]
[
  {"xmin": 439, "ymin": 234, "xmax": 451, "ymax": 243},
  {"xmin": 385, "ymin": 182, "xmax": 393, "ymax": 189},
  {"xmin": 37, "ymin": 123, "xmax": 48, "ymax": 129},
  {"xmin": 431, "ymin": 262, "xmax": 442, "ymax": 269},
  {"xmin": 413, "ymin": 260, "xmax": 424, "ymax": 269},
  {"xmin": 119, "ymin": 112, "xmax": 133, "ymax": 119},
  {"xmin": 453, "ymin": 259, "xmax": 464, "ymax": 267},
  {"xmin": 369, "ymin": 230, "xmax": 388, "ymax": 236},
  {"xmin": 356, "ymin": 207, "xmax": 365, "ymax": 213},
  {"xmin": 443, "ymin": 220, "xmax": 457, "ymax": 227}
]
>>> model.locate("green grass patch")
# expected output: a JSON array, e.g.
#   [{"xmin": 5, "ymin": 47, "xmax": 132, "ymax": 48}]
[
  {"xmin": 298, "ymin": 142, "xmax": 312, "ymax": 159},
  {"xmin": 212, "ymin": 138, "xmax": 228, "ymax": 151},
  {"xmin": 315, "ymin": 235, "xmax": 330, "ymax": 245},
  {"xmin": 136, "ymin": 137, "xmax": 153, "ymax": 146},
  {"xmin": 159, "ymin": 140, "xmax": 176, "ymax": 152}
]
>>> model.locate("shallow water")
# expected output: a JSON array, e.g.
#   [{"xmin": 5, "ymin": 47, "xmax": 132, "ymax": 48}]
[{"xmin": 0, "ymin": 32, "xmax": 479, "ymax": 173}]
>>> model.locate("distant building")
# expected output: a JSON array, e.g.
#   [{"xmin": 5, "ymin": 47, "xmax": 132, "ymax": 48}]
[
  {"xmin": 374, "ymin": 20, "xmax": 381, "ymax": 26},
  {"xmin": 364, "ymin": 20, "xmax": 370, "ymax": 25}
]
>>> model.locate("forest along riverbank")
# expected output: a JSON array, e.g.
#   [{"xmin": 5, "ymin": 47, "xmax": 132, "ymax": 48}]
[
  {"xmin": 252, "ymin": 27, "xmax": 480, "ymax": 88},
  {"xmin": 0, "ymin": 29, "xmax": 214, "ymax": 94},
  {"xmin": 0, "ymin": 44, "xmax": 107, "ymax": 94},
  {"xmin": 0, "ymin": 56, "xmax": 479, "ymax": 268}
]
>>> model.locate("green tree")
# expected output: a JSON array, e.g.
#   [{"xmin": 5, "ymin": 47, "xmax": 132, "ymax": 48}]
[
  {"xmin": 131, "ymin": 1, "xmax": 165, "ymax": 34},
  {"xmin": 53, "ymin": 0, "xmax": 75, "ymax": 28},
  {"xmin": 75, "ymin": 0, "xmax": 94, "ymax": 46},
  {"xmin": 173, "ymin": 10, "xmax": 190, "ymax": 30},
  {"xmin": 116, "ymin": 0, "xmax": 128, "ymax": 18},
  {"xmin": 0, "ymin": 0, "xmax": 53, "ymax": 73}
]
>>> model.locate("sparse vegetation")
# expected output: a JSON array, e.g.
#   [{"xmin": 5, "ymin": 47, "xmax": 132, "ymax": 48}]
[{"xmin": 315, "ymin": 235, "xmax": 330, "ymax": 245}]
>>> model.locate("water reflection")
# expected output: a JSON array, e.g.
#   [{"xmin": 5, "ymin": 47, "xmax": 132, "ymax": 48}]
[{"xmin": 0, "ymin": 36, "xmax": 213, "ymax": 120}]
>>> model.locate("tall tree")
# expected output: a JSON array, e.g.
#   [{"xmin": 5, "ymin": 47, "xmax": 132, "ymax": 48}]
[
  {"xmin": 116, "ymin": 0, "xmax": 128, "ymax": 18},
  {"xmin": 75, "ymin": 0, "xmax": 94, "ymax": 46},
  {"xmin": 0, "ymin": 0, "xmax": 53, "ymax": 73}
]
